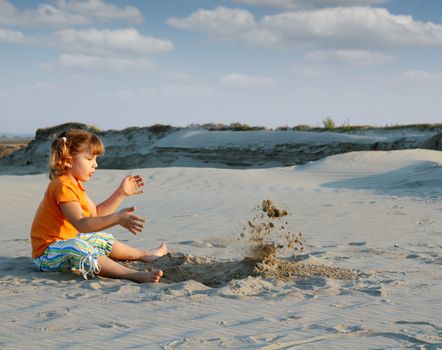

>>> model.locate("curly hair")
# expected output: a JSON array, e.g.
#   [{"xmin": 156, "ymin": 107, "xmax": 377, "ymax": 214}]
[{"xmin": 49, "ymin": 129, "xmax": 104, "ymax": 179}]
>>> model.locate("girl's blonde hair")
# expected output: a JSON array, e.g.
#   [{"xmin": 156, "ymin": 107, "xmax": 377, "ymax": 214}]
[{"xmin": 49, "ymin": 129, "xmax": 105, "ymax": 179}]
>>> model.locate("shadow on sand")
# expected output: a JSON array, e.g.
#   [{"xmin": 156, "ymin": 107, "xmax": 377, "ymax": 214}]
[
  {"xmin": 0, "ymin": 253, "xmax": 357, "ymax": 288},
  {"xmin": 322, "ymin": 161, "xmax": 442, "ymax": 198},
  {"xmin": 122, "ymin": 253, "xmax": 357, "ymax": 288}
]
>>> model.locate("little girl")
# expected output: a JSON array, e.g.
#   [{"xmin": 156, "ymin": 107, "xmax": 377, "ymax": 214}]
[{"xmin": 30, "ymin": 129, "xmax": 167, "ymax": 283}]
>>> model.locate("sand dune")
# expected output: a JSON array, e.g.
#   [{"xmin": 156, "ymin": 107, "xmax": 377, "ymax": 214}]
[
  {"xmin": 298, "ymin": 149, "xmax": 442, "ymax": 197},
  {"xmin": 1, "ymin": 124, "xmax": 441, "ymax": 174},
  {"xmin": 1, "ymin": 149, "xmax": 441, "ymax": 349}
]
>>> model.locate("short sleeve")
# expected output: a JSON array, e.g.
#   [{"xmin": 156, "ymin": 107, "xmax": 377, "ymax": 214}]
[{"xmin": 55, "ymin": 181, "xmax": 80, "ymax": 204}]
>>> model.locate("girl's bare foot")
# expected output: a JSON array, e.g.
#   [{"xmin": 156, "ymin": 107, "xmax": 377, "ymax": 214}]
[
  {"xmin": 134, "ymin": 270, "xmax": 163, "ymax": 283},
  {"xmin": 97, "ymin": 255, "xmax": 163, "ymax": 283},
  {"xmin": 139, "ymin": 243, "xmax": 168, "ymax": 263}
]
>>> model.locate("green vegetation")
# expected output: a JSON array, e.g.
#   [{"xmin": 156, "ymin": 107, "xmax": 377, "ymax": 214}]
[
  {"xmin": 36, "ymin": 122, "xmax": 101, "ymax": 140},
  {"xmin": 192, "ymin": 123, "xmax": 268, "ymax": 131},
  {"xmin": 383, "ymin": 123, "xmax": 442, "ymax": 131},
  {"xmin": 148, "ymin": 124, "xmax": 174, "ymax": 134},
  {"xmin": 292, "ymin": 124, "xmax": 314, "ymax": 131},
  {"xmin": 118, "ymin": 124, "xmax": 174, "ymax": 135},
  {"xmin": 322, "ymin": 116, "xmax": 336, "ymax": 130},
  {"xmin": 340, "ymin": 119, "xmax": 353, "ymax": 132},
  {"xmin": 229, "ymin": 122, "xmax": 267, "ymax": 131},
  {"xmin": 28, "ymin": 121, "xmax": 442, "ymax": 142},
  {"xmin": 277, "ymin": 121, "xmax": 441, "ymax": 133}
]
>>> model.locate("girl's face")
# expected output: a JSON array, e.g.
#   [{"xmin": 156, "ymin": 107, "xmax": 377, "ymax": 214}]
[{"xmin": 65, "ymin": 150, "xmax": 98, "ymax": 182}]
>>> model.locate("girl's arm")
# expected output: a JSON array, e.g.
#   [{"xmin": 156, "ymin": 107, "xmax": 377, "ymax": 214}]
[
  {"xmin": 96, "ymin": 175, "xmax": 144, "ymax": 216},
  {"xmin": 85, "ymin": 194, "xmax": 97, "ymax": 217},
  {"xmin": 60, "ymin": 201, "xmax": 145, "ymax": 235}
]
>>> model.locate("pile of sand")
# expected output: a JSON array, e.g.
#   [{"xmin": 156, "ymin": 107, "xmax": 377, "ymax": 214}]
[
  {"xmin": 241, "ymin": 199, "xmax": 304, "ymax": 260},
  {"xmin": 124, "ymin": 200, "xmax": 357, "ymax": 286},
  {"xmin": 123, "ymin": 252, "xmax": 356, "ymax": 287}
]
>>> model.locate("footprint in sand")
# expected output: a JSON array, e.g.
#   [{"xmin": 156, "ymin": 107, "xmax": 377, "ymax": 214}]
[
  {"xmin": 97, "ymin": 322, "xmax": 130, "ymax": 329},
  {"xmin": 416, "ymin": 218, "xmax": 434, "ymax": 225},
  {"xmin": 388, "ymin": 205, "xmax": 406, "ymax": 216},
  {"xmin": 348, "ymin": 241, "xmax": 367, "ymax": 246},
  {"xmin": 388, "ymin": 210, "xmax": 406, "ymax": 216},
  {"xmin": 406, "ymin": 253, "xmax": 442, "ymax": 265},
  {"xmin": 396, "ymin": 320, "xmax": 442, "ymax": 333},
  {"xmin": 294, "ymin": 276, "xmax": 327, "ymax": 290},
  {"xmin": 63, "ymin": 290, "xmax": 89, "ymax": 299},
  {"xmin": 338, "ymin": 282, "xmax": 387, "ymax": 297},
  {"xmin": 178, "ymin": 239, "xmax": 227, "ymax": 248},
  {"xmin": 38, "ymin": 308, "xmax": 71, "ymax": 320}
]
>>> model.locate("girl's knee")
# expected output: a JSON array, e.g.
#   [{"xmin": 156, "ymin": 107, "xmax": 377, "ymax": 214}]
[
  {"xmin": 62, "ymin": 239, "xmax": 100, "ymax": 279},
  {"xmin": 78, "ymin": 232, "xmax": 114, "ymax": 256},
  {"xmin": 38, "ymin": 238, "xmax": 100, "ymax": 275},
  {"xmin": 66, "ymin": 238, "xmax": 92, "ymax": 253}
]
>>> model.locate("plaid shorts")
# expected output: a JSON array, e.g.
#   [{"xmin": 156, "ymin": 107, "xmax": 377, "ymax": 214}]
[{"xmin": 33, "ymin": 232, "xmax": 114, "ymax": 279}]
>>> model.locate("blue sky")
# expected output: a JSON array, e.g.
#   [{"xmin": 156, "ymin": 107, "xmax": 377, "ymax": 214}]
[{"xmin": 1, "ymin": 0, "xmax": 441, "ymax": 133}]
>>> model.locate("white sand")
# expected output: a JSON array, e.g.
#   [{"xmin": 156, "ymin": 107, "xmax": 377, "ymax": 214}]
[{"xmin": 1, "ymin": 149, "xmax": 441, "ymax": 349}]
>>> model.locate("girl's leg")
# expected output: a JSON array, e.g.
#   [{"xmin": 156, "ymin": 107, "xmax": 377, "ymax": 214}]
[
  {"xmin": 97, "ymin": 255, "xmax": 163, "ymax": 283},
  {"xmin": 37, "ymin": 238, "xmax": 99, "ymax": 275},
  {"xmin": 108, "ymin": 241, "xmax": 168, "ymax": 263},
  {"xmin": 78, "ymin": 232, "xmax": 167, "ymax": 263},
  {"xmin": 37, "ymin": 238, "xmax": 162, "ymax": 283}
]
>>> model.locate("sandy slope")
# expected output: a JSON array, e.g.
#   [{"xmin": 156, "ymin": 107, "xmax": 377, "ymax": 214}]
[{"xmin": 0, "ymin": 149, "xmax": 441, "ymax": 349}]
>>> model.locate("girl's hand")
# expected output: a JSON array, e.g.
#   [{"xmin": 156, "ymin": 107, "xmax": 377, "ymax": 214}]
[
  {"xmin": 118, "ymin": 206, "xmax": 145, "ymax": 235},
  {"xmin": 119, "ymin": 175, "xmax": 144, "ymax": 196}
]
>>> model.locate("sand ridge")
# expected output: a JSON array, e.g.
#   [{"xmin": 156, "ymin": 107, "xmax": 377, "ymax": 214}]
[{"xmin": 1, "ymin": 124, "xmax": 441, "ymax": 174}]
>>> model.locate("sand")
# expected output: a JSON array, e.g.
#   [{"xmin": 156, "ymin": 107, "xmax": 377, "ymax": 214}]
[{"xmin": 1, "ymin": 149, "xmax": 442, "ymax": 349}]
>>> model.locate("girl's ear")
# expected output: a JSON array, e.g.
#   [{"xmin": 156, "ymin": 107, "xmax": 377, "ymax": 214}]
[{"xmin": 65, "ymin": 156, "xmax": 73, "ymax": 168}]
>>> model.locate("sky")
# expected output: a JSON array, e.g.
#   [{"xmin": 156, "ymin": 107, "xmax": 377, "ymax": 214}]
[{"xmin": 1, "ymin": 0, "xmax": 442, "ymax": 133}]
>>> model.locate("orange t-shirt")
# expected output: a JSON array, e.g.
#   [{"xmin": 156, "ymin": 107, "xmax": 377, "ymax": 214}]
[{"xmin": 31, "ymin": 175, "xmax": 91, "ymax": 258}]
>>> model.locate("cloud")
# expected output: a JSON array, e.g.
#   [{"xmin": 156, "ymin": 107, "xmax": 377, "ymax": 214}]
[
  {"xmin": 0, "ymin": 0, "xmax": 21, "ymax": 26},
  {"xmin": 220, "ymin": 73, "xmax": 275, "ymax": 88},
  {"xmin": 55, "ymin": 0, "xmax": 143, "ymax": 23},
  {"xmin": 42, "ymin": 28, "xmax": 173, "ymax": 73},
  {"xmin": 163, "ymin": 71, "xmax": 202, "ymax": 84},
  {"xmin": 0, "ymin": 0, "xmax": 142, "ymax": 27},
  {"xmin": 167, "ymin": 6, "xmax": 255, "ymax": 40},
  {"xmin": 253, "ymin": 7, "xmax": 442, "ymax": 49},
  {"xmin": 231, "ymin": 0, "xmax": 388, "ymax": 10},
  {"xmin": 113, "ymin": 88, "xmax": 138, "ymax": 99},
  {"xmin": 113, "ymin": 84, "xmax": 217, "ymax": 99},
  {"xmin": 31, "ymin": 81, "xmax": 57, "ymax": 90},
  {"xmin": 55, "ymin": 53, "xmax": 155, "ymax": 72},
  {"xmin": 305, "ymin": 49, "xmax": 396, "ymax": 64},
  {"xmin": 160, "ymin": 84, "xmax": 216, "ymax": 97},
  {"xmin": 0, "ymin": 28, "xmax": 26, "ymax": 43},
  {"xmin": 169, "ymin": 6, "xmax": 442, "ymax": 50},
  {"xmin": 291, "ymin": 63, "xmax": 323, "ymax": 77},
  {"xmin": 52, "ymin": 28, "xmax": 174, "ymax": 55},
  {"xmin": 402, "ymin": 70, "xmax": 442, "ymax": 84}
]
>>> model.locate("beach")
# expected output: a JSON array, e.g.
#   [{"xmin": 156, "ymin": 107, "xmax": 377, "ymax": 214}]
[
  {"xmin": 1, "ymin": 148, "xmax": 441, "ymax": 349},
  {"xmin": 3, "ymin": 0, "xmax": 442, "ymax": 346}
]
